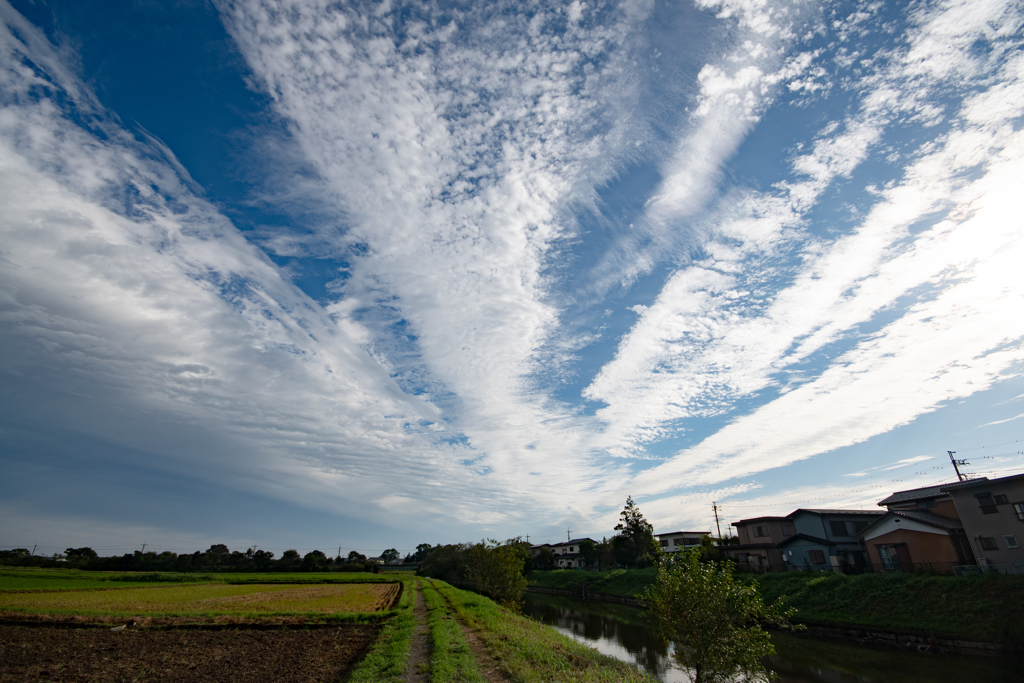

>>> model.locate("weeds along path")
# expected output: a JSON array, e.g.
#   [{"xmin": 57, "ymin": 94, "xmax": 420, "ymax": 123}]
[
  {"xmin": 422, "ymin": 580, "xmax": 493, "ymax": 683},
  {"xmin": 347, "ymin": 577, "xmax": 418, "ymax": 683},
  {"xmin": 403, "ymin": 579, "xmax": 430, "ymax": 683}
]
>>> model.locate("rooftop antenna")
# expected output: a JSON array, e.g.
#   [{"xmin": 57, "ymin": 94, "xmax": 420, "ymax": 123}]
[
  {"xmin": 948, "ymin": 451, "xmax": 970, "ymax": 482},
  {"xmin": 712, "ymin": 502, "xmax": 722, "ymax": 538}
]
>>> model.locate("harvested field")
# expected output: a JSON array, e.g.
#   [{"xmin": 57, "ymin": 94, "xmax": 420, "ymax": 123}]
[
  {"xmin": 0, "ymin": 622, "xmax": 378, "ymax": 682},
  {"xmin": 0, "ymin": 583, "xmax": 401, "ymax": 616}
]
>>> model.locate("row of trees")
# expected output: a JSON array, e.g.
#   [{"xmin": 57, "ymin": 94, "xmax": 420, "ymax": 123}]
[{"xmin": 0, "ymin": 545, "xmax": 395, "ymax": 573}]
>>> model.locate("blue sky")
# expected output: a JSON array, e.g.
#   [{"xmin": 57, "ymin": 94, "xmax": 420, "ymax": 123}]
[{"xmin": 2, "ymin": 0, "xmax": 1023, "ymax": 558}]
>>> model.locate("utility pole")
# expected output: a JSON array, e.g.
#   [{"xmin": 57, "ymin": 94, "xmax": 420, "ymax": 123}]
[
  {"xmin": 712, "ymin": 502, "xmax": 722, "ymax": 539},
  {"xmin": 567, "ymin": 528, "xmax": 572, "ymax": 542},
  {"xmin": 948, "ymin": 451, "xmax": 970, "ymax": 482},
  {"xmin": 140, "ymin": 543, "xmax": 147, "ymax": 553},
  {"xmin": 525, "ymin": 534, "xmax": 529, "ymax": 544},
  {"xmin": 338, "ymin": 546, "xmax": 342, "ymax": 560},
  {"xmin": 31, "ymin": 545, "xmax": 36, "ymax": 557}
]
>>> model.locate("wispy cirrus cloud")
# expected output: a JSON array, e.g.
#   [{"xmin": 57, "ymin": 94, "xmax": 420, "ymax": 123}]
[{"xmin": 590, "ymin": 0, "xmax": 1024, "ymax": 491}]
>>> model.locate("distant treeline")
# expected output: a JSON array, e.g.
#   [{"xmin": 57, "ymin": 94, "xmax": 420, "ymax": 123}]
[{"xmin": 0, "ymin": 545, "xmax": 387, "ymax": 573}]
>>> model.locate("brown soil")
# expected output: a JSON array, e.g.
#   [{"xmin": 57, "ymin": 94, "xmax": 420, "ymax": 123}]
[
  {"xmin": 0, "ymin": 622, "xmax": 379, "ymax": 682},
  {"xmin": 402, "ymin": 584, "xmax": 429, "ymax": 683}
]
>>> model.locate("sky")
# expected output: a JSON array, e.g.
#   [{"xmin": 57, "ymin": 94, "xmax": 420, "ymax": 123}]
[{"xmin": 1, "ymin": 0, "xmax": 1023, "ymax": 559}]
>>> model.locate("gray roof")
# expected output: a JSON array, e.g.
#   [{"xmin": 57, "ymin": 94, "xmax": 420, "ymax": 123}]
[
  {"xmin": 655, "ymin": 530, "xmax": 711, "ymax": 537},
  {"xmin": 790, "ymin": 508, "xmax": 885, "ymax": 516},
  {"xmin": 940, "ymin": 472, "xmax": 1024, "ymax": 492},
  {"xmin": 878, "ymin": 479, "xmax": 986, "ymax": 506},
  {"xmin": 731, "ymin": 516, "xmax": 790, "ymax": 525},
  {"xmin": 858, "ymin": 509, "xmax": 964, "ymax": 537}
]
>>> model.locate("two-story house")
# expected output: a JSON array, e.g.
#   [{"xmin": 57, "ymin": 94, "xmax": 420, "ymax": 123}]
[
  {"xmin": 857, "ymin": 481, "xmax": 978, "ymax": 572},
  {"xmin": 779, "ymin": 509, "xmax": 884, "ymax": 572},
  {"xmin": 532, "ymin": 538, "xmax": 597, "ymax": 569},
  {"xmin": 655, "ymin": 530, "xmax": 710, "ymax": 553},
  {"xmin": 725, "ymin": 516, "xmax": 793, "ymax": 571},
  {"xmin": 942, "ymin": 473, "xmax": 1024, "ymax": 572}
]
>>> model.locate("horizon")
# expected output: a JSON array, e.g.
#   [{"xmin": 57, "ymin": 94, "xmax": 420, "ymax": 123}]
[{"xmin": 2, "ymin": 0, "xmax": 1024, "ymax": 559}]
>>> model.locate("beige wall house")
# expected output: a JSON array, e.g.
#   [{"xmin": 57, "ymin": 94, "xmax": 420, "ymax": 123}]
[{"xmin": 942, "ymin": 473, "xmax": 1024, "ymax": 572}]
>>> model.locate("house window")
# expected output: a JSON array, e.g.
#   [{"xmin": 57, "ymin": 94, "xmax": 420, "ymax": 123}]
[
  {"xmin": 659, "ymin": 540, "xmax": 668, "ymax": 547},
  {"xmin": 1004, "ymin": 536, "xmax": 1019, "ymax": 549},
  {"xmin": 853, "ymin": 521, "xmax": 869, "ymax": 533},
  {"xmin": 569, "ymin": 547, "xmax": 574, "ymax": 552},
  {"xmin": 994, "ymin": 494, "xmax": 1009, "ymax": 505},
  {"xmin": 877, "ymin": 545, "xmax": 897, "ymax": 570},
  {"xmin": 755, "ymin": 525, "xmax": 769, "ymax": 537},
  {"xmin": 829, "ymin": 521, "xmax": 851, "ymax": 537},
  {"xmin": 781, "ymin": 524, "xmax": 794, "ymax": 536},
  {"xmin": 979, "ymin": 537, "xmax": 998, "ymax": 551},
  {"xmin": 976, "ymin": 493, "xmax": 998, "ymax": 514},
  {"xmin": 685, "ymin": 538, "xmax": 700, "ymax": 546},
  {"xmin": 916, "ymin": 499, "xmax": 936, "ymax": 509},
  {"xmin": 1014, "ymin": 503, "xmax": 1024, "ymax": 521},
  {"xmin": 808, "ymin": 550, "xmax": 826, "ymax": 565}
]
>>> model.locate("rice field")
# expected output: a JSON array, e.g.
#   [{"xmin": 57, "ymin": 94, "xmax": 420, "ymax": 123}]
[{"xmin": 0, "ymin": 581, "xmax": 401, "ymax": 616}]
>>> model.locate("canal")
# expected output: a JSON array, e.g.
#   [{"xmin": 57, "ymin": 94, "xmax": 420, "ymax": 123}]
[{"xmin": 522, "ymin": 592, "xmax": 1020, "ymax": 682}]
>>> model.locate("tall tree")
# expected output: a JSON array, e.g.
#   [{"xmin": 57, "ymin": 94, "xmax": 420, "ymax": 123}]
[
  {"xmin": 613, "ymin": 496, "xmax": 660, "ymax": 567},
  {"xmin": 381, "ymin": 548, "xmax": 400, "ymax": 563},
  {"xmin": 642, "ymin": 550, "xmax": 797, "ymax": 683}
]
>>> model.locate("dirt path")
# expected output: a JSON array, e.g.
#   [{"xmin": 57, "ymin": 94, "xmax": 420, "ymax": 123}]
[
  {"xmin": 403, "ymin": 581, "xmax": 430, "ymax": 683},
  {"xmin": 428, "ymin": 581, "xmax": 509, "ymax": 683}
]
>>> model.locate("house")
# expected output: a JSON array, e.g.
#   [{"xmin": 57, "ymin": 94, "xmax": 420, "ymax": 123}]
[
  {"xmin": 779, "ymin": 509, "xmax": 884, "ymax": 572},
  {"xmin": 859, "ymin": 480, "xmax": 981, "ymax": 572},
  {"xmin": 532, "ymin": 538, "xmax": 596, "ymax": 569},
  {"xmin": 724, "ymin": 516, "xmax": 793, "ymax": 572},
  {"xmin": 941, "ymin": 473, "xmax": 1024, "ymax": 572},
  {"xmin": 655, "ymin": 530, "xmax": 709, "ymax": 553}
]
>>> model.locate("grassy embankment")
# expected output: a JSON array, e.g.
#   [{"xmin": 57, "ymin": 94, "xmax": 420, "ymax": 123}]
[
  {"xmin": 528, "ymin": 568, "xmax": 656, "ymax": 596},
  {"xmin": 530, "ymin": 568, "xmax": 1024, "ymax": 643},
  {"xmin": 432, "ymin": 580, "xmax": 656, "ymax": 683},
  {"xmin": 751, "ymin": 571, "xmax": 1024, "ymax": 643}
]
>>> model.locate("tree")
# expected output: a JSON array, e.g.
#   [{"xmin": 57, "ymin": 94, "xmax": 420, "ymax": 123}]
[
  {"xmin": 282, "ymin": 549, "xmax": 301, "ymax": 562},
  {"xmin": 613, "ymin": 496, "xmax": 660, "ymax": 567},
  {"xmin": 347, "ymin": 550, "xmax": 367, "ymax": 562},
  {"xmin": 641, "ymin": 549, "xmax": 797, "ymax": 683},
  {"xmin": 578, "ymin": 539, "xmax": 599, "ymax": 570},
  {"xmin": 465, "ymin": 538, "xmax": 529, "ymax": 608},
  {"xmin": 532, "ymin": 546, "xmax": 555, "ymax": 571},
  {"xmin": 412, "ymin": 543, "xmax": 433, "ymax": 562},
  {"xmin": 381, "ymin": 548, "xmax": 400, "ymax": 563},
  {"xmin": 65, "ymin": 547, "xmax": 98, "ymax": 560},
  {"xmin": 303, "ymin": 550, "xmax": 328, "ymax": 569}
]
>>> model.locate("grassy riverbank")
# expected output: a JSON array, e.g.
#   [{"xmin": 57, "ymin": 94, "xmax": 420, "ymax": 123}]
[
  {"xmin": 528, "ymin": 568, "xmax": 656, "ymax": 596},
  {"xmin": 751, "ymin": 571, "xmax": 1024, "ymax": 643},
  {"xmin": 530, "ymin": 568, "xmax": 1024, "ymax": 644},
  {"xmin": 434, "ymin": 581, "xmax": 655, "ymax": 682}
]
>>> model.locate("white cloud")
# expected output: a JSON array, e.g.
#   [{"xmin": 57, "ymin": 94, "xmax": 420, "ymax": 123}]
[{"xmin": 590, "ymin": 0, "xmax": 1024, "ymax": 490}]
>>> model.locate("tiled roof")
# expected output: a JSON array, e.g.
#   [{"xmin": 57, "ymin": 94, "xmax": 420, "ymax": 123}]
[
  {"xmin": 776, "ymin": 533, "xmax": 831, "ymax": 547},
  {"xmin": 878, "ymin": 479, "xmax": 986, "ymax": 506},
  {"xmin": 790, "ymin": 509, "xmax": 885, "ymax": 516},
  {"xmin": 894, "ymin": 510, "xmax": 963, "ymax": 530},
  {"xmin": 857, "ymin": 509, "xmax": 963, "ymax": 537},
  {"xmin": 731, "ymin": 516, "xmax": 789, "ymax": 525},
  {"xmin": 655, "ymin": 530, "xmax": 711, "ymax": 536}
]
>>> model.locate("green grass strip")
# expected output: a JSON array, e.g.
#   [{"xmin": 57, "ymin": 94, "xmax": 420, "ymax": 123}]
[
  {"xmin": 347, "ymin": 578, "xmax": 418, "ymax": 683},
  {"xmin": 432, "ymin": 580, "xmax": 656, "ymax": 683},
  {"xmin": 423, "ymin": 580, "xmax": 485, "ymax": 683}
]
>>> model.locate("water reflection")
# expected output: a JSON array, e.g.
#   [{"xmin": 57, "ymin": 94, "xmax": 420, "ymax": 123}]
[{"xmin": 522, "ymin": 592, "xmax": 1020, "ymax": 683}]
